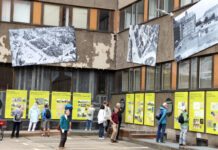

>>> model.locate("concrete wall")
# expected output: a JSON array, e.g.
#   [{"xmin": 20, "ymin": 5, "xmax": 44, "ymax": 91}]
[
  {"xmin": 118, "ymin": 0, "xmax": 137, "ymax": 9},
  {"xmin": 38, "ymin": 0, "xmax": 118, "ymax": 10},
  {"xmin": 0, "ymin": 23, "xmax": 116, "ymax": 70}
]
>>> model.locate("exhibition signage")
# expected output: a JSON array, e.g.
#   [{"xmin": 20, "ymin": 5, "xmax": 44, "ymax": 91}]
[
  {"xmin": 144, "ymin": 93, "xmax": 155, "ymax": 126},
  {"xmin": 189, "ymin": 91, "xmax": 205, "ymax": 132},
  {"xmin": 174, "ymin": 92, "xmax": 188, "ymax": 129},
  {"xmin": 72, "ymin": 93, "xmax": 91, "ymax": 120},
  {"xmin": 206, "ymin": 91, "xmax": 218, "ymax": 135},
  {"xmin": 134, "ymin": 93, "xmax": 144, "ymax": 125},
  {"xmin": 51, "ymin": 92, "xmax": 71, "ymax": 119},
  {"xmin": 28, "ymin": 91, "xmax": 50, "ymax": 119},
  {"xmin": 5, "ymin": 90, "xmax": 28, "ymax": 119},
  {"xmin": 125, "ymin": 93, "xmax": 134, "ymax": 124}
]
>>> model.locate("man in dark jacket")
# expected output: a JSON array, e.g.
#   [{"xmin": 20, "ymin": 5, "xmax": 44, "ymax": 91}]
[
  {"xmin": 156, "ymin": 102, "xmax": 168, "ymax": 143},
  {"xmin": 116, "ymin": 103, "xmax": 124, "ymax": 140}
]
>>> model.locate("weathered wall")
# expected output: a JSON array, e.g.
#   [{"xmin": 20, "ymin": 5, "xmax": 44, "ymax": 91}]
[
  {"xmin": 118, "ymin": 0, "xmax": 137, "ymax": 9},
  {"xmin": 0, "ymin": 22, "xmax": 116, "ymax": 70},
  {"xmin": 37, "ymin": 0, "xmax": 117, "ymax": 10},
  {"xmin": 116, "ymin": 8, "xmax": 218, "ymax": 70}
]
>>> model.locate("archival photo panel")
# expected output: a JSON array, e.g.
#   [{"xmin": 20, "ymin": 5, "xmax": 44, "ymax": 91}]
[
  {"xmin": 174, "ymin": 0, "xmax": 218, "ymax": 62},
  {"xmin": 9, "ymin": 26, "xmax": 77, "ymax": 66}
]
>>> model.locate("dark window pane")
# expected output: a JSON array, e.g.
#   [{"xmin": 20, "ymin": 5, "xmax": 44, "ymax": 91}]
[
  {"xmin": 155, "ymin": 64, "xmax": 161, "ymax": 90},
  {"xmin": 52, "ymin": 71, "xmax": 72, "ymax": 91},
  {"xmin": 97, "ymin": 72, "xmax": 106, "ymax": 94},
  {"xmin": 78, "ymin": 70, "xmax": 90, "ymax": 93},
  {"xmin": 136, "ymin": 0, "xmax": 144, "ymax": 24},
  {"xmin": 99, "ymin": 10, "xmax": 109, "ymax": 31},
  {"xmin": 0, "ymin": 64, "xmax": 13, "ymax": 90},
  {"xmin": 120, "ymin": 9, "xmax": 125, "ymax": 31}
]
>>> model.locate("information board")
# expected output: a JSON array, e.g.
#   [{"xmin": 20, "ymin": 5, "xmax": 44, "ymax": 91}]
[
  {"xmin": 206, "ymin": 91, "xmax": 218, "ymax": 135},
  {"xmin": 134, "ymin": 93, "xmax": 144, "ymax": 125},
  {"xmin": 189, "ymin": 91, "xmax": 205, "ymax": 133},
  {"xmin": 72, "ymin": 93, "xmax": 91, "ymax": 120},
  {"xmin": 125, "ymin": 94, "xmax": 134, "ymax": 123},
  {"xmin": 51, "ymin": 92, "xmax": 71, "ymax": 119},
  {"xmin": 5, "ymin": 90, "xmax": 28, "ymax": 119},
  {"xmin": 144, "ymin": 93, "xmax": 155, "ymax": 126},
  {"xmin": 174, "ymin": 92, "xmax": 188, "ymax": 129},
  {"xmin": 29, "ymin": 91, "xmax": 50, "ymax": 119}
]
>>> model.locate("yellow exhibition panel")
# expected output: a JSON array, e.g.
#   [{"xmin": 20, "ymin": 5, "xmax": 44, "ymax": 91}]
[
  {"xmin": 144, "ymin": 93, "xmax": 155, "ymax": 126},
  {"xmin": 51, "ymin": 92, "xmax": 71, "ymax": 119},
  {"xmin": 134, "ymin": 93, "xmax": 144, "ymax": 125},
  {"xmin": 125, "ymin": 94, "xmax": 134, "ymax": 124},
  {"xmin": 174, "ymin": 92, "xmax": 188, "ymax": 129},
  {"xmin": 189, "ymin": 91, "xmax": 205, "ymax": 133},
  {"xmin": 72, "ymin": 93, "xmax": 91, "ymax": 120},
  {"xmin": 206, "ymin": 91, "xmax": 218, "ymax": 135},
  {"xmin": 28, "ymin": 91, "xmax": 50, "ymax": 119},
  {"xmin": 5, "ymin": 90, "xmax": 28, "ymax": 119}
]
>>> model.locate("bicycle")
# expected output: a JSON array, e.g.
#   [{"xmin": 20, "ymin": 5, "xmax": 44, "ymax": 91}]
[{"xmin": 0, "ymin": 120, "xmax": 5, "ymax": 141}]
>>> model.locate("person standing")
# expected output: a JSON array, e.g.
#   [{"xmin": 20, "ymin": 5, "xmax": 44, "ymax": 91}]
[
  {"xmin": 116, "ymin": 103, "xmax": 124, "ymax": 140},
  {"xmin": 179, "ymin": 107, "xmax": 189, "ymax": 146},
  {"xmin": 28, "ymin": 103, "xmax": 40, "ymax": 132},
  {"xmin": 59, "ymin": 110, "xmax": 70, "ymax": 149},
  {"xmin": 41, "ymin": 104, "xmax": 51, "ymax": 137},
  {"xmin": 85, "ymin": 105, "xmax": 95, "ymax": 131},
  {"xmin": 11, "ymin": 104, "xmax": 23, "ymax": 138},
  {"xmin": 156, "ymin": 102, "xmax": 168, "ymax": 143},
  {"xmin": 97, "ymin": 105, "xmax": 106, "ymax": 139},
  {"xmin": 65, "ymin": 102, "xmax": 73, "ymax": 131},
  {"xmin": 110, "ymin": 108, "xmax": 119, "ymax": 143},
  {"xmin": 104, "ymin": 101, "xmax": 112, "ymax": 133}
]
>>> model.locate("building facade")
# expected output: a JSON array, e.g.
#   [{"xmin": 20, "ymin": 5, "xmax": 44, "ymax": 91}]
[{"xmin": 0, "ymin": 0, "xmax": 218, "ymax": 147}]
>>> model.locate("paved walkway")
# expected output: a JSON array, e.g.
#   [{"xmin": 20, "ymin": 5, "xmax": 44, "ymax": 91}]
[{"xmin": 0, "ymin": 135, "xmax": 156, "ymax": 150}]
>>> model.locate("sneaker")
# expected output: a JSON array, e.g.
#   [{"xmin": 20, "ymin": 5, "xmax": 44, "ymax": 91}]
[
  {"xmin": 41, "ymin": 134, "xmax": 45, "ymax": 137},
  {"xmin": 47, "ymin": 135, "xmax": 50, "ymax": 137},
  {"xmin": 85, "ymin": 128, "xmax": 87, "ymax": 131},
  {"xmin": 89, "ymin": 129, "xmax": 92, "ymax": 131}
]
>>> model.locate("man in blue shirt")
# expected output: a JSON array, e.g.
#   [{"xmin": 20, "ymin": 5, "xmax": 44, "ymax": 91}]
[
  {"xmin": 156, "ymin": 102, "xmax": 168, "ymax": 143},
  {"xmin": 42, "ymin": 104, "xmax": 51, "ymax": 137},
  {"xmin": 65, "ymin": 101, "xmax": 73, "ymax": 130}
]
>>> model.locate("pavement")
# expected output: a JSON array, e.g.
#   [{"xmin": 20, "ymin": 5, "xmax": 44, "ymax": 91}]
[{"xmin": 0, "ymin": 135, "xmax": 156, "ymax": 150}]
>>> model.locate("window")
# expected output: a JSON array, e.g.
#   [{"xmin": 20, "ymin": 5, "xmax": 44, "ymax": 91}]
[
  {"xmin": 136, "ymin": 0, "xmax": 144, "ymax": 24},
  {"xmin": 199, "ymin": 56, "xmax": 212, "ymax": 88},
  {"xmin": 146, "ymin": 67, "xmax": 155, "ymax": 90},
  {"xmin": 72, "ymin": 8, "xmax": 88, "ymax": 29},
  {"xmin": 129, "ymin": 69, "xmax": 134, "ymax": 91},
  {"xmin": 180, "ymin": 0, "xmax": 192, "ymax": 7},
  {"xmin": 134, "ymin": 68, "xmax": 141, "ymax": 91},
  {"xmin": 13, "ymin": 1, "xmax": 31, "ymax": 23},
  {"xmin": 191, "ymin": 58, "xmax": 197, "ymax": 89},
  {"xmin": 97, "ymin": 72, "xmax": 106, "ymax": 94},
  {"xmin": 99, "ymin": 10, "xmax": 110, "ymax": 31},
  {"xmin": 163, "ymin": 0, "xmax": 174, "ymax": 12},
  {"xmin": 162, "ymin": 63, "xmax": 171, "ymax": 90},
  {"xmin": 155, "ymin": 64, "xmax": 161, "ymax": 90},
  {"xmin": 43, "ymin": 4, "xmax": 60, "ymax": 26},
  {"xmin": 149, "ymin": 0, "xmax": 158, "ymax": 20},
  {"xmin": 0, "ymin": 64, "xmax": 13, "ymax": 90},
  {"xmin": 124, "ymin": 6, "xmax": 132, "ymax": 29},
  {"xmin": 52, "ymin": 71, "xmax": 72, "ymax": 91},
  {"xmin": 132, "ymin": 4, "xmax": 136, "ymax": 25},
  {"xmin": 178, "ymin": 60, "xmax": 190, "ymax": 89},
  {"xmin": 120, "ymin": 9, "xmax": 125, "ymax": 31},
  {"xmin": 122, "ymin": 70, "xmax": 129, "ymax": 92},
  {"xmin": 1, "ymin": 0, "xmax": 11, "ymax": 22}
]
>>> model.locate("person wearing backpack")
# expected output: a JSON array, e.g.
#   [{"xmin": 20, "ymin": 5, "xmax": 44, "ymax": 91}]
[
  {"xmin": 156, "ymin": 102, "xmax": 168, "ymax": 143},
  {"xmin": 179, "ymin": 107, "xmax": 189, "ymax": 146},
  {"xmin": 42, "ymin": 104, "xmax": 51, "ymax": 137},
  {"xmin": 11, "ymin": 104, "xmax": 23, "ymax": 138}
]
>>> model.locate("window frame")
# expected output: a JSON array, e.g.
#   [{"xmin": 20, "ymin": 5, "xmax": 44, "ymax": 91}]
[
  {"xmin": 179, "ymin": 0, "xmax": 199, "ymax": 8},
  {"xmin": 177, "ymin": 59, "xmax": 191, "ymax": 90},
  {"xmin": 161, "ymin": 62, "xmax": 172, "ymax": 91},
  {"xmin": 97, "ymin": 9, "xmax": 112, "ymax": 32},
  {"xmin": 133, "ymin": 67, "xmax": 141, "ymax": 92},
  {"xmin": 146, "ymin": 66, "xmax": 155, "ymax": 91},
  {"xmin": 71, "ymin": 6, "xmax": 89, "ymax": 30}
]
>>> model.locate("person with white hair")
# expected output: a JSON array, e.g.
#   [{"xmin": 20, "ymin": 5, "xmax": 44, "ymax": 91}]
[
  {"xmin": 11, "ymin": 104, "xmax": 23, "ymax": 138},
  {"xmin": 156, "ymin": 102, "xmax": 168, "ymax": 143},
  {"xmin": 28, "ymin": 103, "xmax": 40, "ymax": 132},
  {"xmin": 179, "ymin": 106, "xmax": 189, "ymax": 146},
  {"xmin": 116, "ymin": 102, "xmax": 125, "ymax": 140}
]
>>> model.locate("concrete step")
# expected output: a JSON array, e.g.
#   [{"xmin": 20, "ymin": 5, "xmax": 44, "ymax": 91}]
[{"xmin": 130, "ymin": 133, "xmax": 156, "ymax": 139}]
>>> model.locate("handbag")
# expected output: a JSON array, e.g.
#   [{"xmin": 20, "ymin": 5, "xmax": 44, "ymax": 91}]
[{"xmin": 57, "ymin": 124, "xmax": 60, "ymax": 131}]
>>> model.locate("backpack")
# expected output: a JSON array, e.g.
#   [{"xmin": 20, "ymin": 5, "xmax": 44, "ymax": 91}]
[
  {"xmin": 45, "ymin": 109, "xmax": 51, "ymax": 119},
  {"xmin": 15, "ymin": 111, "xmax": 22, "ymax": 121},
  {"xmin": 155, "ymin": 108, "xmax": 163, "ymax": 120},
  {"xmin": 178, "ymin": 113, "xmax": 184, "ymax": 124}
]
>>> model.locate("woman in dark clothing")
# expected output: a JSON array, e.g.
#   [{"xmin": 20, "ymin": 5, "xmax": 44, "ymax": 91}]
[
  {"xmin": 116, "ymin": 103, "xmax": 125, "ymax": 140},
  {"xmin": 59, "ymin": 109, "xmax": 70, "ymax": 149}
]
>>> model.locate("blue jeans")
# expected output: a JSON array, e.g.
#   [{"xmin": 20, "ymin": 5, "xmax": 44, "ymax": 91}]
[
  {"xmin": 99, "ymin": 123, "xmax": 104, "ymax": 137},
  {"xmin": 156, "ymin": 124, "xmax": 166, "ymax": 142},
  {"xmin": 179, "ymin": 126, "xmax": 188, "ymax": 145},
  {"xmin": 86, "ymin": 120, "xmax": 92, "ymax": 129}
]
